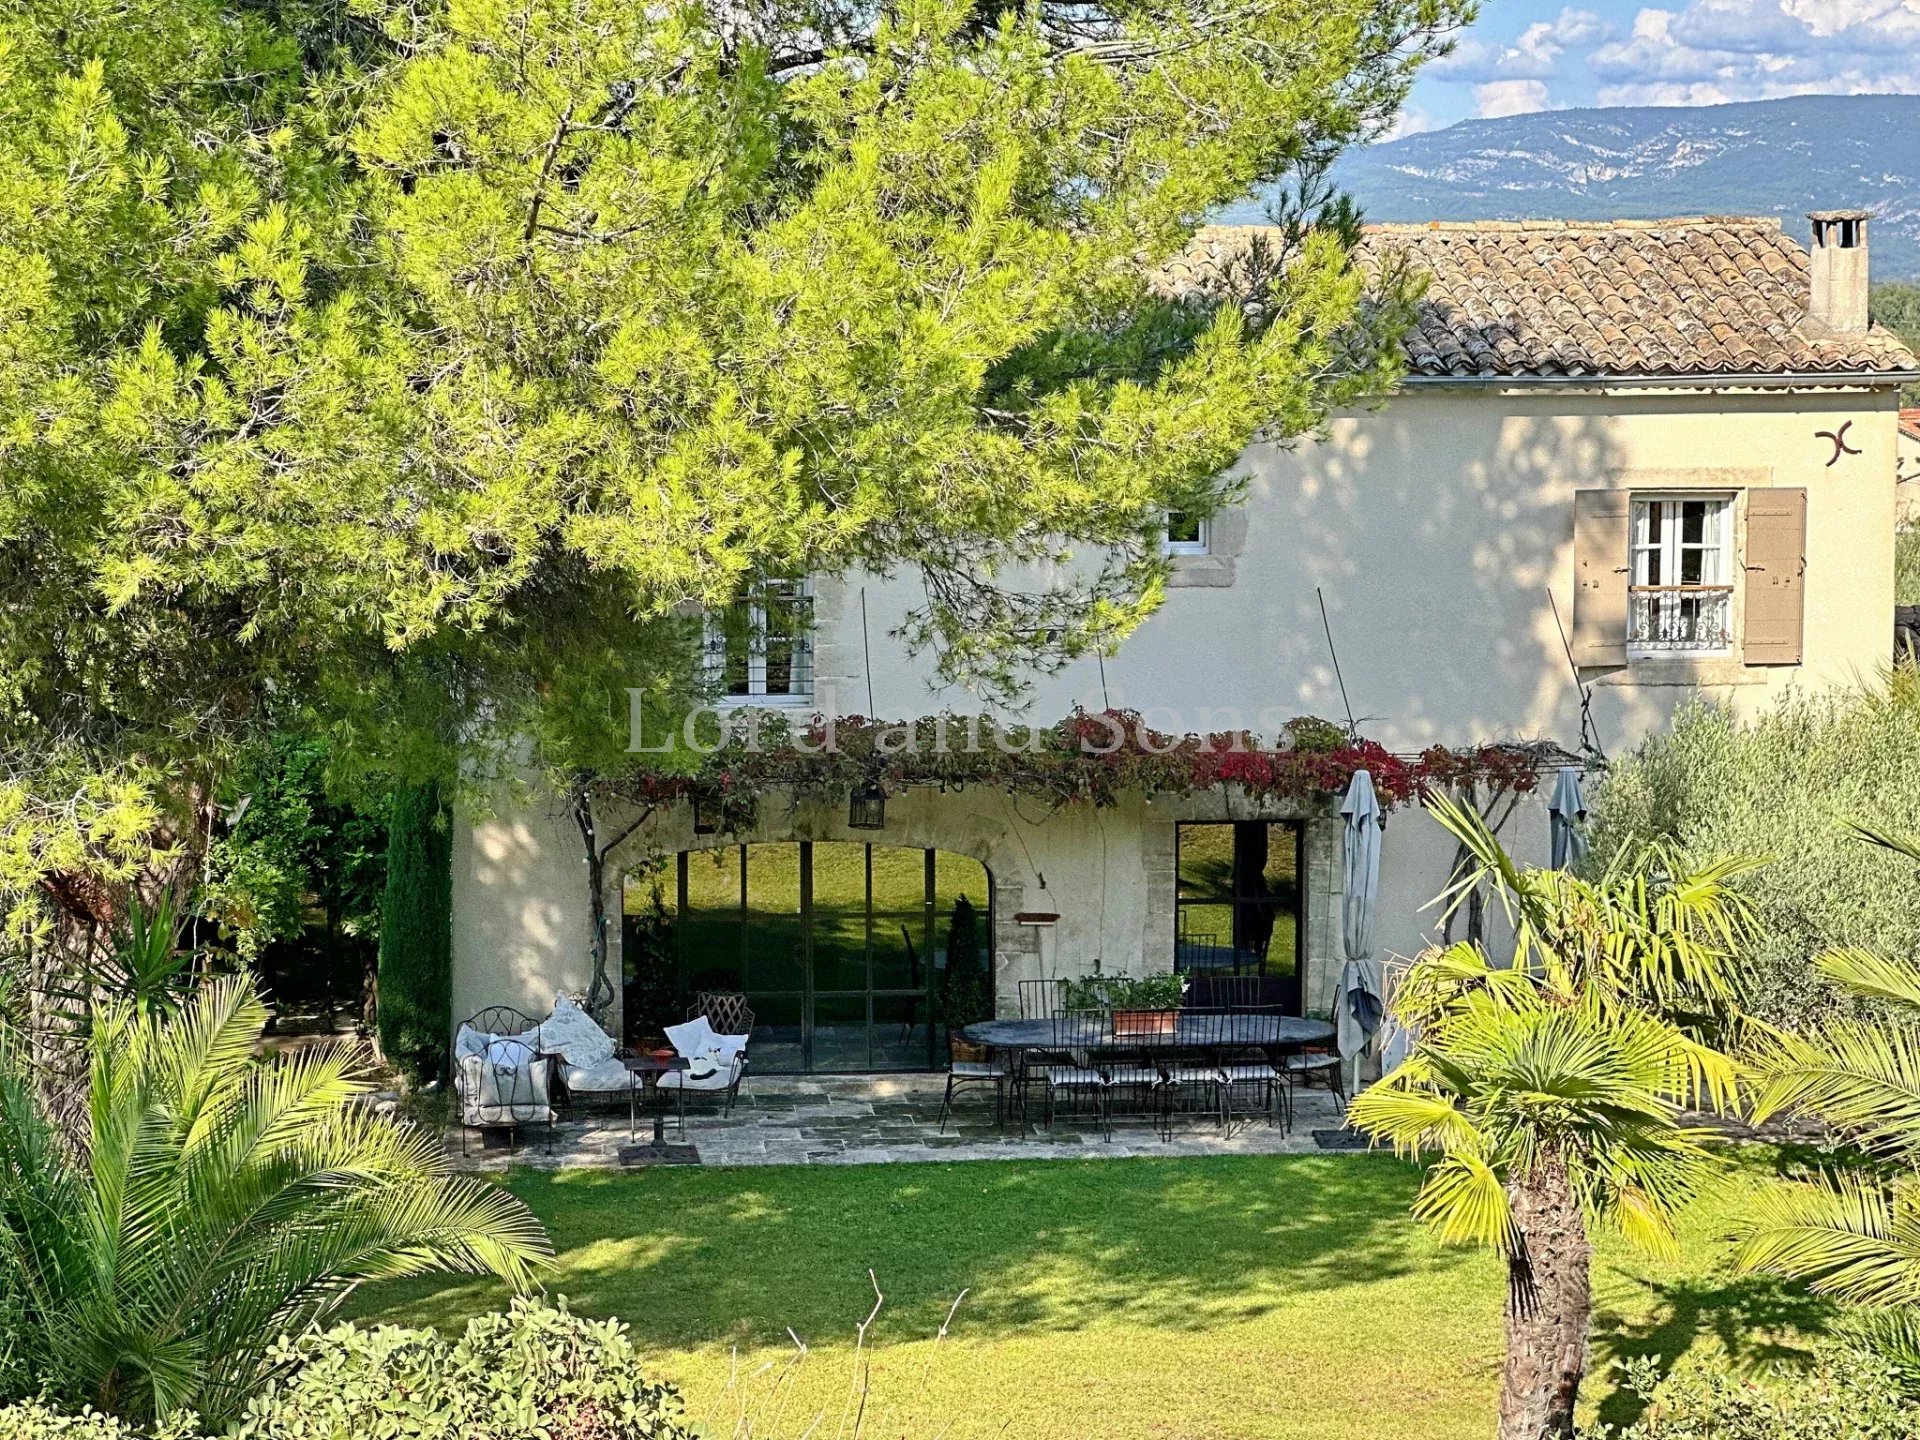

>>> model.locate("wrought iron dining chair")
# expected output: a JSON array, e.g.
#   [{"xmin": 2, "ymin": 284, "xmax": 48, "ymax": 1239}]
[
  {"xmin": 1283, "ymin": 1043, "xmax": 1347, "ymax": 1118},
  {"xmin": 1039, "ymin": 1009, "xmax": 1111, "ymax": 1139},
  {"xmin": 1186, "ymin": 974, "xmax": 1263, "ymax": 1012},
  {"xmin": 1220, "ymin": 1005, "xmax": 1285, "ymax": 1131},
  {"xmin": 1011, "ymin": 978, "xmax": 1072, "ymax": 1123},
  {"xmin": 938, "ymin": 1038, "xmax": 1008, "ymax": 1133},
  {"xmin": 1103, "ymin": 1010, "xmax": 1172, "ymax": 1125},
  {"xmin": 1018, "ymin": 979, "xmax": 1065, "ymax": 1020},
  {"xmin": 1159, "ymin": 1007, "xmax": 1231, "ymax": 1140}
]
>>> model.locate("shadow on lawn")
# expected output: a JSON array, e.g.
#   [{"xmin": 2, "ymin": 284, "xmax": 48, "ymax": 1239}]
[
  {"xmin": 357, "ymin": 1153, "xmax": 1482, "ymax": 1351},
  {"xmin": 1588, "ymin": 1268, "xmax": 1836, "ymax": 1429}
]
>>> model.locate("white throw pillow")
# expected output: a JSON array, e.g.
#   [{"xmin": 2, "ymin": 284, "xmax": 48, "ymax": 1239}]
[
  {"xmin": 483, "ymin": 1036, "xmax": 534, "ymax": 1068},
  {"xmin": 563, "ymin": 1056, "xmax": 633, "ymax": 1094},
  {"xmin": 664, "ymin": 1016, "xmax": 718, "ymax": 1062},
  {"xmin": 532, "ymin": 993, "xmax": 616, "ymax": 1067},
  {"xmin": 454, "ymin": 1024, "xmax": 491, "ymax": 1060}
]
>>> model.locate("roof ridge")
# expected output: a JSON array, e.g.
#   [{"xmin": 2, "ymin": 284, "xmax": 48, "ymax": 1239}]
[{"xmin": 1356, "ymin": 215, "xmax": 1782, "ymax": 234}]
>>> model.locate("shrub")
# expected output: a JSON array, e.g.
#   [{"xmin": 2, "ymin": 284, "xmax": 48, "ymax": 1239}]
[
  {"xmin": 230, "ymin": 1299, "xmax": 693, "ymax": 1440},
  {"xmin": 1900, "ymin": 526, "xmax": 1920, "ymax": 608},
  {"xmin": 1587, "ymin": 1350, "xmax": 1920, "ymax": 1439},
  {"xmin": 0, "ymin": 1403, "xmax": 201, "ymax": 1439},
  {"xmin": 1060, "ymin": 973, "xmax": 1186, "ymax": 1011},
  {"xmin": 1587, "ymin": 683, "xmax": 1920, "ymax": 1028},
  {"xmin": 377, "ymin": 779, "xmax": 454, "ymax": 1081},
  {"xmin": 939, "ymin": 895, "xmax": 990, "ymax": 1031}
]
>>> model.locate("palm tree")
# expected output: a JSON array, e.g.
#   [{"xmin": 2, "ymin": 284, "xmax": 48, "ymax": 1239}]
[
  {"xmin": 0, "ymin": 973, "xmax": 550, "ymax": 1426},
  {"xmin": 1350, "ymin": 796, "xmax": 1761, "ymax": 1440},
  {"xmin": 1737, "ymin": 823, "xmax": 1920, "ymax": 1367}
]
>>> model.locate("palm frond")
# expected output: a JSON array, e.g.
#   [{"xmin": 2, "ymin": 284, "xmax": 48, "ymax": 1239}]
[
  {"xmin": 1818, "ymin": 947, "xmax": 1920, "ymax": 1014},
  {"xmin": 1736, "ymin": 1172, "xmax": 1920, "ymax": 1309},
  {"xmin": 1412, "ymin": 1151, "xmax": 1520, "ymax": 1253},
  {"xmin": 1844, "ymin": 821, "xmax": 1920, "ymax": 867},
  {"xmin": 0, "ymin": 974, "xmax": 552, "ymax": 1425},
  {"xmin": 1747, "ymin": 1020, "xmax": 1920, "ymax": 1160}
]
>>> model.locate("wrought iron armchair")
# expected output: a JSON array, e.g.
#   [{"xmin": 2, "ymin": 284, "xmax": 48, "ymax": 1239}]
[
  {"xmin": 453, "ymin": 1005, "xmax": 554, "ymax": 1156},
  {"xmin": 657, "ymin": 993, "xmax": 754, "ymax": 1130}
]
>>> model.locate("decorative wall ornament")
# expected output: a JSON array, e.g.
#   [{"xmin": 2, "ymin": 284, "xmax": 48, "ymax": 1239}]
[{"xmin": 1817, "ymin": 420, "xmax": 1861, "ymax": 467}]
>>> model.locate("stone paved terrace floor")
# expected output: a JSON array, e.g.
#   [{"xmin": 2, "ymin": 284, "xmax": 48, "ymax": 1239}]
[{"xmin": 446, "ymin": 1072, "xmax": 1360, "ymax": 1170}]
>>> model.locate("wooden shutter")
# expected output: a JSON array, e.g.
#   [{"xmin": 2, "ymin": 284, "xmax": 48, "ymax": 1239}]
[
  {"xmin": 1571, "ymin": 490, "xmax": 1632, "ymax": 666},
  {"xmin": 1743, "ymin": 488, "xmax": 1806, "ymax": 666}
]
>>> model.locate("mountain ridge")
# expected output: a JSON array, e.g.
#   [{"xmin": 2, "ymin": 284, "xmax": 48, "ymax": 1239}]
[{"xmin": 1220, "ymin": 94, "xmax": 1920, "ymax": 281}]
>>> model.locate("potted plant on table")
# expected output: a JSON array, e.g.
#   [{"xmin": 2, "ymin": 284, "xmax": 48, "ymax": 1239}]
[{"xmin": 1064, "ymin": 974, "xmax": 1188, "ymax": 1036}]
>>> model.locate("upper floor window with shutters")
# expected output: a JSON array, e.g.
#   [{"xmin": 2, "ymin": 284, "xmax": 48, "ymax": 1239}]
[
  {"xmin": 705, "ymin": 576, "xmax": 814, "ymax": 704},
  {"xmin": 1628, "ymin": 495, "xmax": 1734, "ymax": 655}
]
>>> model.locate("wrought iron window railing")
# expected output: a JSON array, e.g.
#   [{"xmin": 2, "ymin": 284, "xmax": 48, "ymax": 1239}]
[{"xmin": 1628, "ymin": 584, "xmax": 1733, "ymax": 652}]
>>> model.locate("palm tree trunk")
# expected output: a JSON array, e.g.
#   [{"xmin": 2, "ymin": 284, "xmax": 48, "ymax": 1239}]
[{"xmin": 1498, "ymin": 1155, "xmax": 1591, "ymax": 1440}]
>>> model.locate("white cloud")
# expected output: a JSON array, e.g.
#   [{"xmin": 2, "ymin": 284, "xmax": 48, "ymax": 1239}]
[
  {"xmin": 1431, "ymin": 7, "xmax": 1614, "ymax": 82},
  {"xmin": 1476, "ymin": 79, "xmax": 1555, "ymax": 117},
  {"xmin": 1591, "ymin": 0, "xmax": 1920, "ymax": 105},
  {"xmin": 1383, "ymin": 105, "xmax": 1441, "ymax": 140}
]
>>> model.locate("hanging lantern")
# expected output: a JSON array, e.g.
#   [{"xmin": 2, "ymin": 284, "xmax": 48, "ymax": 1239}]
[
  {"xmin": 691, "ymin": 795, "xmax": 717, "ymax": 835},
  {"xmin": 847, "ymin": 781, "xmax": 887, "ymax": 830}
]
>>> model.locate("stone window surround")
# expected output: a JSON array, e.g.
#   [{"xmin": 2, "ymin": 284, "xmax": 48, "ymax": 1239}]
[{"xmin": 1164, "ymin": 507, "xmax": 1247, "ymax": 588}]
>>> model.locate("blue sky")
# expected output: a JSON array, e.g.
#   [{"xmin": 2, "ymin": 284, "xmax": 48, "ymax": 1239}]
[{"xmin": 1400, "ymin": 0, "xmax": 1920, "ymax": 133}]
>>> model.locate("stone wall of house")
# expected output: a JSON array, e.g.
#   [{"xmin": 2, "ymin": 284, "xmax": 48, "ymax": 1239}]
[{"xmin": 450, "ymin": 773, "xmax": 1554, "ymax": 1037}]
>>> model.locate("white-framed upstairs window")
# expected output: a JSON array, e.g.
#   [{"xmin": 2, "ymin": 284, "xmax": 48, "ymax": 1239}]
[
  {"xmin": 1628, "ymin": 494, "xmax": 1735, "ymax": 656},
  {"xmin": 1163, "ymin": 510, "xmax": 1210, "ymax": 556},
  {"xmin": 705, "ymin": 576, "xmax": 815, "ymax": 704}
]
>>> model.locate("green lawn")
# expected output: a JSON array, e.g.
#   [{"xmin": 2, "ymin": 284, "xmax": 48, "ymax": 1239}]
[{"xmin": 353, "ymin": 1149, "xmax": 1831, "ymax": 1440}]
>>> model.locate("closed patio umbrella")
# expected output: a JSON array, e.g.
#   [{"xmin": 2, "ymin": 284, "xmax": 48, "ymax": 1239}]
[
  {"xmin": 1549, "ymin": 766, "xmax": 1589, "ymax": 871},
  {"xmin": 1337, "ymin": 769, "xmax": 1384, "ymax": 1067}
]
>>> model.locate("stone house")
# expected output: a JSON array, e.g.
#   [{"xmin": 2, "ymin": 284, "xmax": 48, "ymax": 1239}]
[{"xmin": 451, "ymin": 210, "xmax": 1917, "ymax": 1073}]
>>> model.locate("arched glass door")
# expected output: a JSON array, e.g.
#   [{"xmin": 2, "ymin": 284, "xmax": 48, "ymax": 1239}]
[{"xmin": 622, "ymin": 842, "xmax": 993, "ymax": 1072}]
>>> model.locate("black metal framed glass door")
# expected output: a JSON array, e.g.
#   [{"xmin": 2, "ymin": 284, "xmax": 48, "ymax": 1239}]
[
  {"xmin": 628, "ymin": 841, "xmax": 992, "ymax": 1072},
  {"xmin": 1173, "ymin": 821, "xmax": 1305, "ymax": 1013}
]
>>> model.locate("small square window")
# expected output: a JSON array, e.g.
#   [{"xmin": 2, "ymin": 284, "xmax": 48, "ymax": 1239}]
[{"xmin": 1163, "ymin": 511, "xmax": 1209, "ymax": 556}]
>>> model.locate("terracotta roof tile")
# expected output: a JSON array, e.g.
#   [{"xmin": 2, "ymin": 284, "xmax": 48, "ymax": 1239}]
[{"xmin": 1156, "ymin": 217, "xmax": 1919, "ymax": 380}]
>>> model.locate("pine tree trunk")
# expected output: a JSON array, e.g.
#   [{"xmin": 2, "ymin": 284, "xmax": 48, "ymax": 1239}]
[{"xmin": 1497, "ymin": 1155, "xmax": 1591, "ymax": 1440}]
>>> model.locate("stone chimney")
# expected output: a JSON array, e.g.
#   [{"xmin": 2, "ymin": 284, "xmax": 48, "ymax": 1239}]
[{"xmin": 1808, "ymin": 208, "xmax": 1871, "ymax": 333}]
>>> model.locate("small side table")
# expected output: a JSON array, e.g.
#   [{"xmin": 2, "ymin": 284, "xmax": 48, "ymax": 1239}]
[{"xmin": 618, "ymin": 1054, "xmax": 699, "ymax": 1166}]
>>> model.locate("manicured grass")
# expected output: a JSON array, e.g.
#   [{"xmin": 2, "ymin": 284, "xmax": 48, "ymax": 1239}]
[{"xmin": 353, "ymin": 1149, "xmax": 1831, "ymax": 1440}]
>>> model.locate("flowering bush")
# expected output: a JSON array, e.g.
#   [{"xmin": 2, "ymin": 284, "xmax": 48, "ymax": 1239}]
[{"xmin": 606, "ymin": 709, "xmax": 1549, "ymax": 834}]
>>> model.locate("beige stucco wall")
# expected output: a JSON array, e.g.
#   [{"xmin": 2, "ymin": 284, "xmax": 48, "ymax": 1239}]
[
  {"xmin": 450, "ymin": 381, "xmax": 1900, "ymax": 1040},
  {"xmin": 819, "ymin": 385, "xmax": 1899, "ymax": 754}
]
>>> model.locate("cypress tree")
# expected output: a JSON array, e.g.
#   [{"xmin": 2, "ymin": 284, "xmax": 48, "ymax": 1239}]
[{"xmin": 376, "ymin": 780, "xmax": 453, "ymax": 1082}]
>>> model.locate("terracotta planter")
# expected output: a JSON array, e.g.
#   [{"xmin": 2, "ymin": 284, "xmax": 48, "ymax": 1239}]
[{"xmin": 1112, "ymin": 1009, "xmax": 1178, "ymax": 1038}]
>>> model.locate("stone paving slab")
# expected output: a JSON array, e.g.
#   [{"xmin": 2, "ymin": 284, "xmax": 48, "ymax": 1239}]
[{"xmin": 448, "ymin": 1073, "xmax": 1360, "ymax": 1171}]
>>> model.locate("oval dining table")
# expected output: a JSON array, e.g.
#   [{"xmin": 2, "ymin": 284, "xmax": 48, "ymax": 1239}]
[{"xmin": 960, "ymin": 1013, "xmax": 1335, "ymax": 1051}]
